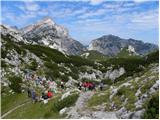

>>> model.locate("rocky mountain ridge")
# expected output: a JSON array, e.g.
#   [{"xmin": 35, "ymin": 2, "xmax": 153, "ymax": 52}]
[
  {"xmin": 88, "ymin": 34, "xmax": 158, "ymax": 56},
  {"xmin": 1, "ymin": 17, "xmax": 158, "ymax": 56}
]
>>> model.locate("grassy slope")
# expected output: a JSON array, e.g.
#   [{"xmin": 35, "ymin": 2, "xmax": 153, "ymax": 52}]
[
  {"xmin": 4, "ymin": 95, "xmax": 63, "ymax": 119},
  {"xmin": 3, "ymin": 93, "xmax": 79, "ymax": 119},
  {"xmin": 1, "ymin": 93, "xmax": 29, "ymax": 115}
]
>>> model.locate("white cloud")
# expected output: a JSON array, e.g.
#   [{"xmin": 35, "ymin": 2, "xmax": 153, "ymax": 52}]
[
  {"xmin": 89, "ymin": 0, "xmax": 105, "ymax": 5},
  {"xmin": 25, "ymin": 1, "xmax": 40, "ymax": 11},
  {"xmin": 18, "ymin": 1, "xmax": 40, "ymax": 12},
  {"xmin": 78, "ymin": 8, "xmax": 107, "ymax": 19},
  {"xmin": 133, "ymin": 0, "xmax": 158, "ymax": 3},
  {"xmin": 129, "ymin": 9, "xmax": 158, "ymax": 29},
  {"xmin": 71, "ymin": 7, "xmax": 158, "ymax": 38}
]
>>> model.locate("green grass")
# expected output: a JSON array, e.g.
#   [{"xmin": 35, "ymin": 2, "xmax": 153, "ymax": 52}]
[
  {"xmin": 52, "ymin": 93, "xmax": 79, "ymax": 112},
  {"xmin": 1, "ymin": 93, "xmax": 29, "ymax": 115},
  {"xmin": 114, "ymin": 86, "xmax": 137, "ymax": 111},
  {"xmin": 111, "ymin": 95, "xmax": 123, "ymax": 110},
  {"xmin": 4, "ymin": 93, "xmax": 79, "ymax": 119},
  {"xmin": 140, "ymin": 79, "xmax": 156, "ymax": 94},
  {"xmin": 87, "ymin": 91, "xmax": 110, "ymax": 110},
  {"xmin": 3, "ymin": 94, "xmax": 62, "ymax": 119}
]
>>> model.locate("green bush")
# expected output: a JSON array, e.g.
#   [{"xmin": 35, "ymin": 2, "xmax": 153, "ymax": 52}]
[
  {"xmin": 44, "ymin": 62, "xmax": 58, "ymax": 70},
  {"xmin": 1, "ymin": 60, "xmax": 8, "ymax": 68},
  {"xmin": 28, "ymin": 60, "xmax": 38, "ymax": 71},
  {"xmin": 8, "ymin": 76, "xmax": 22, "ymax": 93},
  {"xmin": 144, "ymin": 50, "xmax": 159, "ymax": 64},
  {"xmin": 143, "ymin": 92, "xmax": 159, "ymax": 119},
  {"xmin": 52, "ymin": 94, "xmax": 79, "ymax": 112},
  {"xmin": 1, "ymin": 34, "xmax": 26, "ymax": 56},
  {"xmin": 69, "ymin": 55, "xmax": 94, "ymax": 67},
  {"xmin": 79, "ymin": 66, "xmax": 87, "ymax": 73},
  {"xmin": 60, "ymin": 75, "xmax": 68, "ymax": 82},
  {"xmin": 116, "ymin": 87, "xmax": 126, "ymax": 96},
  {"xmin": 44, "ymin": 62, "xmax": 61, "ymax": 79},
  {"xmin": 45, "ymin": 69, "xmax": 60, "ymax": 80},
  {"xmin": 101, "ymin": 79, "xmax": 113, "ymax": 85},
  {"xmin": 1, "ymin": 49, "xmax": 7, "ymax": 58},
  {"xmin": 23, "ymin": 45, "xmax": 69, "ymax": 63},
  {"xmin": 68, "ymin": 72, "xmax": 79, "ymax": 80}
]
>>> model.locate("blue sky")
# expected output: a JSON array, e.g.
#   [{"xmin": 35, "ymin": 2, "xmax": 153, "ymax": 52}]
[{"xmin": 1, "ymin": 0, "xmax": 159, "ymax": 45}]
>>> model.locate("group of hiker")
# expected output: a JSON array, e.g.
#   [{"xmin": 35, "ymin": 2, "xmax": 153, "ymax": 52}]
[
  {"xmin": 27, "ymin": 80, "xmax": 104, "ymax": 104},
  {"xmin": 25, "ymin": 69, "xmax": 105, "ymax": 104},
  {"xmin": 25, "ymin": 73, "xmax": 46, "ymax": 86},
  {"xmin": 27, "ymin": 88, "xmax": 53, "ymax": 104},
  {"xmin": 77, "ymin": 81, "xmax": 104, "ymax": 91}
]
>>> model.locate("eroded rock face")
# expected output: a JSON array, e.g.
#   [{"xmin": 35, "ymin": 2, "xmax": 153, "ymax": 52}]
[{"xmin": 104, "ymin": 67, "xmax": 125, "ymax": 81}]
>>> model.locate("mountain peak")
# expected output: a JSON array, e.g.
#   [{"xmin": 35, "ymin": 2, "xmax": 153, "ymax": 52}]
[
  {"xmin": 37, "ymin": 17, "xmax": 55, "ymax": 26},
  {"xmin": 89, "ymin": 34, "xmax": 158, "ymax": 56},
  {"xmin": 102, "ymin": 34, "xmax": 120, "ymax": 39}
]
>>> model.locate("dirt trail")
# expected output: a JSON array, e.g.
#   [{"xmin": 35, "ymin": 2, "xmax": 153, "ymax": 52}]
[
  {"xmin": 1, "ymin": 100, "xmax": 30, "ymax": 119},
  {"xmin": 67, "ymin": 91, "xmax": 117, "ymax": 119}
]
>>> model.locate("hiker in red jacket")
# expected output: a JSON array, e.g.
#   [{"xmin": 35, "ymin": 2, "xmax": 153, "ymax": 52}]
[
  {"xmin": 88, "ymin": 82, "xmax": 93, "ymax": 90},
  {"xmin": 83, "ymin": 82, "xmax": 87, "ymax": 91},
  {"xmin": 47, "ymin": 91, "xmax": 53, "ymax": 98}
]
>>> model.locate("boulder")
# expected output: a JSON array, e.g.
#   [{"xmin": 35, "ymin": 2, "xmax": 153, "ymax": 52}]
[
  {"xmin": 59, "ymin": 107, "xmax": 68, "ymax": 115},
  {"xmin": 61, "ymin": 91, "xmax": 71, "ymax": 100},
  {"xmin": 130, "ymin": 109, "xmax": 145, "ymax": 119}
]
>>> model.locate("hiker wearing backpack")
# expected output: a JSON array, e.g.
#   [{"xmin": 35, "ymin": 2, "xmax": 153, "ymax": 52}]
[
  {"xmin": 83, "ymin": 82, "xmax": 87, "ymax": 91},
  {"xmin": 86, "ymin": 82, "xmax": 90, "ymax": 91},
  {"xmin": 60, "ymin": 80, "xmax": 65, "ymax": 89},
  {"xmin": 31, "ymin": 89, "xmax": 36, "ymax": 103},
  {"xmin": 78, "ymin": 82, "xmax": 82, "ymax": 90},
  {"xmin": 92, "ymin": 82, "xmax": 96, "ymax": 91},
  {"xmin": 99, "ymin": 81, "xmax": 104, "ymax": 91},
  {"xmin": 41, "ymin": 92, "xmax": 48, "ymax": 100},
  {"xmin": 27, "ymin": 87, "xmax": 31, "ymax": 97},
  {"xmin": 88, "ymin": 82, "xmax": 93, "ymax": 90},
  {"xmin": 41, "ymin": 92, "xmax": 48, "ymax": 104}
]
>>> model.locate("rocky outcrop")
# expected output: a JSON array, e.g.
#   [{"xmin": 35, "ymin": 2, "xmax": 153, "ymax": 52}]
[
  {"xmin": 0, "ymin": 25, "xmax": 28, "ymax": 43},
  {"xmin": 104, "ymin": 67, "xmax": 125, "ymax": 81},
  {"xmin": 66, "ymin": 91, "xmax": 117, "ymax": 119}
]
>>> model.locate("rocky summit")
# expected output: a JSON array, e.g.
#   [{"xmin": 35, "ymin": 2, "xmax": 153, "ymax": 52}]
[
  {"xmin": 21, "ymin": 17, "xmax": 86, "ymax": 55},
  {"xmin": 1, "ymin": 17, "xmax": 159, "ymax": 119}
]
